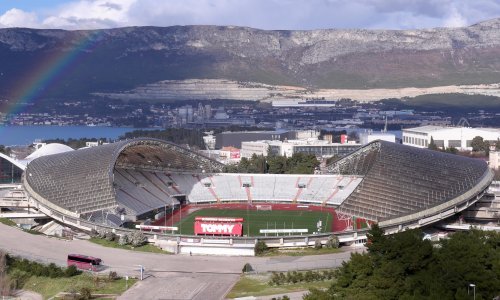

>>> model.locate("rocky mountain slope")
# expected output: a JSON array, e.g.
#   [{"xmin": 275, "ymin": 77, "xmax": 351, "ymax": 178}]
[{"xmin": 0, "ymin": 18, "xmax": 499, "ymax": 104}]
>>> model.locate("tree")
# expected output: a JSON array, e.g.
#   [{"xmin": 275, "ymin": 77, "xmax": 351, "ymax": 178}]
[
  {"xmin": 471, "ymin": 136, "xmax": 485, "ymax": 152},
  {"xmin": 444, "ymin": 147, "xmax": 458, "ymax": 154},
  {"xmin": 428, "ymin": 137, "xmax": 438, "ymax": 151},
  {"xmin": 366, "ymin": 223, "xmax": 386, "ymax": 257},
  {"xmin": 268, "ymin": 156, "xmax": 287, "ymax": 174},
  {"xmin": 254, "ymin": 240, "xmax": 268, "ymax": 255},
  {"xmin": 308, "ymin": 229, "xmax": 500, "ymax": 300}
]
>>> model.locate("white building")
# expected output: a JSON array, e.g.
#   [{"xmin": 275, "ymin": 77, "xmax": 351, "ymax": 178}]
[
  {"xmin": 241, "ymin": 141, "xmax": 270, "ymax": 158},
  {"xmin": 402, "ymin": 126, "xmax": 500, "ymax": 150},
  {"xmin": 359, "ymin": 131, "xmax": 396, "ymax": 145},
  {"xmin": 241, "ymin": 139, "xmax": 360, "ymax": 158}
]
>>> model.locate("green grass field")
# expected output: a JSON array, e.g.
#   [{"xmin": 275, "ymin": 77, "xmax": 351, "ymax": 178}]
[{"xmin": 175, "ymin": 208, "xmax": 333, "ymax": 236}]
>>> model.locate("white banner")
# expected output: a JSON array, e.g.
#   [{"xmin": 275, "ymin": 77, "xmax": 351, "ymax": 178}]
[
  {"xmin": 259, "ymin": 229, "xmax": 308, "ymax": 234},
  {"xmin": 136, "ymin": 225, "xmax": 178, "ymax": 231}
]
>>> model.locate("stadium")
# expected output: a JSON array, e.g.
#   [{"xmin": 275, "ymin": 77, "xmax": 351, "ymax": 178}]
[{"xmin": 15, "ymin": 138, "xmax": 493, "ymax": 255}]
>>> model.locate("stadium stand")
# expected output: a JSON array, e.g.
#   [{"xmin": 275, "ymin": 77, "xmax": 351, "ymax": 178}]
[
  {"xmin": 25, "ymin": 139, "xmax": 223, "ymax": 221},
  {"xmin": 326, "ymin": 141, "xmax": 491, "ymax": 222}
]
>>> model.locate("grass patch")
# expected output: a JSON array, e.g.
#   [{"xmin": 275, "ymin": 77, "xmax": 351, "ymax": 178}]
[
  {"xmin": 175, "ymin": 208, "xmax": 333, "ymax": 236},
  {"xmin": 0, "ymin": 217, "xmax": 17, "ymax": 227},
  {"xmin": 21, "ymin": 273, "xmax": 136, "ymax": 299},
  {"xmin": 226, "ymin": 274, "xmax": 331, "ymax": 298},
  {"xmin": 89, "ymin": 237, "xmax": 169, "ymax": 254},
  {"xmin": 260, "ymin": 247, "xmax": 342, "ymax": 257}
]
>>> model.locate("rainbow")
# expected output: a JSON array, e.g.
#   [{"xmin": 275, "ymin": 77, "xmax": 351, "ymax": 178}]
[{"xmin": 2, "ymin": 30, "xmax": 105, "ymax": 116}]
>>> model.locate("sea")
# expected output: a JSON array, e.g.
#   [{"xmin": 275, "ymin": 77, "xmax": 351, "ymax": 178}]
[{"xmin": 0, "ymin": 125, "xmax": 150, "ymax": 146}]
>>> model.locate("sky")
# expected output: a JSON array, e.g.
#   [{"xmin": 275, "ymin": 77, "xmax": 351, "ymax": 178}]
[{"xmin": 0, "ymin": 0, "xmax": 499, "ymax": 30}]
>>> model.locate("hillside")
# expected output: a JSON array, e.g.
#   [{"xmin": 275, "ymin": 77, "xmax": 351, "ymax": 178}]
[{"xmin": 0, "ymin": 19, "xmax": 500, "ymax": 105}]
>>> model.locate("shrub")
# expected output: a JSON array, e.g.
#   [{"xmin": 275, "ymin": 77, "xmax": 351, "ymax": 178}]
[
  {"xmin": 105, "ymin": 231, "xmax": 116, "ymax": 241},
  {"xmin": 242, "ymin": 263, "xmax": 254, "ymax": 273},
  {"xmin": 108, "ymin": 271, "xmax": 119, "ymax": 281},
  {"xmin": 269, "ymin": 272, "xmax": 281, "ymax": 285},
  {"xmin": 118, "ymin": 234, "xmax": 128, "ymax": 246},
  {"xmin": 64, "ymin": 265, "xmax": 81, "ymax": 277},
  {"xmin": 78, "ymin": 287, "xmax": 92, "ymax": 300},
  {"xmin": 254, "ymin": 240, "xmax": 268, "ymax": 255},
  {"xmin": 128, "ymin": 231, "xmax": 147, "ymax": 247},
  {"xmin": 48, "ymin": 263, "xmax": 64, "ymax": 278},
  {"xmin": 8, "ymin": 269, "xmax": 28, "ymax": 289},
  {"xmin": 325, "ymin": 235, "xmax": 340, "ymax": 249},
  {"xmin": 314, "ymin": 240, "xmax": 322, "ymax": 249}
]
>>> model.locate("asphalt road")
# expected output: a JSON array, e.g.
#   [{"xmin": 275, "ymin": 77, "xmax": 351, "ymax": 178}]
[{"xmin": 0, "ymin": 223, "xmax": 362, "ymax": 299}]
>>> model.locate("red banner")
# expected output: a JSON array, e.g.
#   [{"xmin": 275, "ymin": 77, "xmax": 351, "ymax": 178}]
[
  {"xmin": 195, "ymin": 217, "xmax": 244, "ymax": 223},
  {"xmin": 194, "ymin": 221, "xmax": 243, "ymax": 236}
]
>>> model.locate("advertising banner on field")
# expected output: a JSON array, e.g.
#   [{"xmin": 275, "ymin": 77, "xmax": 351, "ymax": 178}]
[{"xmin": 194, "ymin": 221, "xmax": 243, "ymax": 236}]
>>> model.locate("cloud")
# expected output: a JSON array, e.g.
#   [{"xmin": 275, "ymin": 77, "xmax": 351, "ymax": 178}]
[
  {"xmin": 0, "ymin": 0, "xmax": 499, "ymax": 30},
  {"xmin": 444, "ymin": 5, "xmax": 468, "ymax": 28},
  {"xmin": 0, "ymin": 8, "xmax": 39, "ymax": 28},
  {"xmin": 40, "ymin": 0, "xmax": 134, "ymax": 30}
]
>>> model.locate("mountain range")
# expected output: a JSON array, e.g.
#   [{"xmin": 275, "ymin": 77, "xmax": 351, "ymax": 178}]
[{"xmin": 0, "ymin": 18, "xmax": 499, "ymax": 106}]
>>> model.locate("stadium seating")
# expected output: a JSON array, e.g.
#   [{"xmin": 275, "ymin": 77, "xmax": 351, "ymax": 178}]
[
  {"xmin": 113, "ymin": 168, "xmax": 177, "ymax": 216},
  {"xmin": 330, "ymin": 141, "xmax": 489, "ymax": 221},
  {"xmin": 165, "ymin": 173, "xmax": 362, "ymax": 205}
]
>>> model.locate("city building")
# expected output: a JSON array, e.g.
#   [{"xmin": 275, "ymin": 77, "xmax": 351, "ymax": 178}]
[
  {"xmin": 402, "ymin": 125, "xmax": 500, "ymax": 150},
  {"xmin": 219, "ymin": 146, "xmax": 241, "ymax": 164},
  {"xmin": 241, "ymin": 139, "xmax": 360, "ymax": 158},
  {"xmin": 359, "ymin": 131, "xmax": 396, "ymax": 145}
]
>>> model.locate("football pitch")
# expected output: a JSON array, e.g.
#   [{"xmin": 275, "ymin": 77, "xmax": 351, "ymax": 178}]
[{"xmin": 175, "ymin": 208, "xmax": 333, "ymax": 236}]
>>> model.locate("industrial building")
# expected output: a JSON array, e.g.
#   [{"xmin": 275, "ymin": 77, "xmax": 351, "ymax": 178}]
[{"xmin": 402, "ymin": 125, "xmax": 500, "ymax": 150}]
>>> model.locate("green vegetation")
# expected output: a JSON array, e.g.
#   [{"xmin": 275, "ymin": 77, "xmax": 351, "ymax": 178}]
[
  {"xmin": 2, "ymin": 253, "xmax": 136, "ymax": 299},
  {"xmin": 225, "ymin": 152, "xmax": 320, "ymax": 174},
  {"xmin": 269, "ymin": 270, "xmax": 335, "ymax": 285},
  {"xmin": 88, "ymin": 237, "xmax": 168, "ymax": 254},
  {"xmin": 471, "ymin": 136, "xmax": 491, "ymax": 153},
  {"xmin": 304, "ymin": 224, "xmax": 500, "ymax": 300},
  {"xmin": 254, "ymin": 240, "xmax": 268, "ymax": 255},
  {"xmin": 0, "ymin": 218, "xmax": 16, "ymax": 227},
  {"xmin": 175, "ymin": 208, "xmax": 333, "ymax": 236},
  {"xmin": 19, "ymin": 273, "xmax": 135, "ymax": 299},
  {"xmin": 227, "ymin": 274, "xmax": 331, "ymax": 299},
  {"xmin": 0, "ymin": 218, "xmax": 46, "ymax": 236}
]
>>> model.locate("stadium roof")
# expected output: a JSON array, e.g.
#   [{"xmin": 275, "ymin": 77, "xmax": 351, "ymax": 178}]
[
  {"xmin": 326, "ymin": 140, "xmax": 492, "ymax": 222},
  {"xmin": 25, "ymin": 143, "xmax": 74, "ymax": 160},
  {"xmin": 24, "ymin": 138, "xmax": 224, "ymax": 214},
  {"xmin": 0, "ymin": 143, "xmax": 74, "ymax": 171}
]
